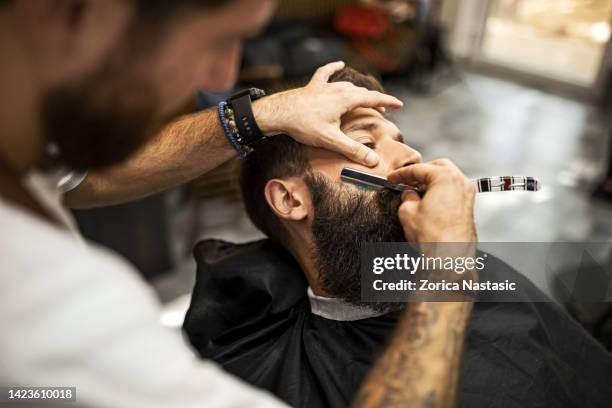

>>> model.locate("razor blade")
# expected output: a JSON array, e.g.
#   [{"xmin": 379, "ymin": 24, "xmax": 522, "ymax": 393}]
[{"xmin": 340, "ymin": 167, "xmax": 541, "ymax": 194}]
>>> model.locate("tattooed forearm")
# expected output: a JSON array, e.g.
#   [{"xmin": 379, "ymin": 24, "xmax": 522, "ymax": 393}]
[
  {"xmin": 441, "ymin": 301, "xmax": 472, "ymax": 407},
  {"xmin": 352, "ymin": 301, "xmax": 473, "ymax": 408}
]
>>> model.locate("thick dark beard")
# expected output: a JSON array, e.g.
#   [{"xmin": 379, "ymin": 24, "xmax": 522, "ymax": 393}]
[
  {"xmin": 42, "ymin": 56, "xmax": 161, "ymax": 171},
  {"xmin": 305, "ymin": 171, "xmax": 409, "ymax": 314}
]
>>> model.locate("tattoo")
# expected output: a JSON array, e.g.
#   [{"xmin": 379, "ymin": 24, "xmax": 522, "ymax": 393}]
[
  {"xmin": 441, "ymin": 302, "xmax": 471, "ymax": 406},
  {"xmin": 352, "ymin": 302, "xmax": 472, "ymax": 408}
]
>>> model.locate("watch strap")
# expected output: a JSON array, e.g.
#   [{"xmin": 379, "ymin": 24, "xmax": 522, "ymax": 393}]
[{"xmin": 229, "ymin": 88, "xmax": 267, "ymax": 147}]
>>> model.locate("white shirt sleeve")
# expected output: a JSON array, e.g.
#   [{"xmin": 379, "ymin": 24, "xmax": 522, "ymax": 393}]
[{"xmin": 0, "ymin": 202, "xmax": 287, "ymax": 407}]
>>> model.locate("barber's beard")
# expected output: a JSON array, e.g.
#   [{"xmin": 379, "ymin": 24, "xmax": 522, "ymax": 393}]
[
  {"xmin": 305, "ymin": 172, "xmax": 408, "ymax": 314},
  {"xmin": 42, "ymin": 61, "xmax": 162, "ymax": 171}
]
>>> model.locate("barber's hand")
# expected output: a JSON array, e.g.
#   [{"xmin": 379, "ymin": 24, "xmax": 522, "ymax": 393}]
[
  {"xmin": 253, "ymin": 61, "xmax": 403, "ymax": 167},
  {"xmin": 388, "ymin": 159, "xmax": 477, "ymax": 243}
]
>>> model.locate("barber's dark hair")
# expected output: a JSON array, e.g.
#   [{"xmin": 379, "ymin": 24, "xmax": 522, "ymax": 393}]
[
  {"xmin": 136, "ymin": 0, "xmax": 228, "ymax": 12},
  {"xmin": 0, "ymin": 0, "xmax": 228, "ymax": 11},
  {"xmin": 239, "ymin": 67, "xmax": 385, "ymax": 246}
]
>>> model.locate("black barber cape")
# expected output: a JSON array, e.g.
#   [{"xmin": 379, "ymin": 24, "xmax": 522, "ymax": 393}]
[{"xmin": 184, "ymin": 240, "xmax": 612, "ymax": 408}]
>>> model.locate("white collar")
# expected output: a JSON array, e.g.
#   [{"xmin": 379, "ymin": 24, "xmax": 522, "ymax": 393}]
[{"xmin": 306, "ymin": 287, "xmax": 388, "ymax": 321}]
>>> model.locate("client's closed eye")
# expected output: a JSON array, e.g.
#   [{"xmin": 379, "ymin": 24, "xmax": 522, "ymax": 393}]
[{"xmin": 354, "ymin": 137, "xmax": 376, "ymax": 149}]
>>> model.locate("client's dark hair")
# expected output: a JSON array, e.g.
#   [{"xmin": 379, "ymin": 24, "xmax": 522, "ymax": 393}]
[{"xmin": 239, "ymin": 67, "xmax": 385, "ymax": 245}]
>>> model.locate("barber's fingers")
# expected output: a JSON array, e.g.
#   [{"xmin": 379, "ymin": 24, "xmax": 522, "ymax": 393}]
[
  {"xmin": 387, "ymin": 163, "xmax": 442, "ymax": 186},
  {"xmin": 401, "ymin": 189, "xmax": 421, "ymax": 203},
  {"xmin": 320, "ymin": 127, "xmax": 380, "ymax": 167},
  {"xmin": 309, "ymin": 61, "xmax": 346, "ymax": 85},
  {"xmin": 428, "ymin": 158, "xmax": 461, "ymax": 170},
  {"xmin": 398, "ymin": 197, "xmax": 419, "ymax": 220},
  {"xmin": 399, "ymin": 191, "xmax": 420, "ymax": 221},
  {"xmin": 398, "ymin": 191, "xmax": 420, "ymax": 239},
  {"xmin": 388, "ymin": 158, "xmax": 462, "ymax": 185},
  {"xmin": 345, "ymin": 88, "xmax": 403, "ymax": 110}
]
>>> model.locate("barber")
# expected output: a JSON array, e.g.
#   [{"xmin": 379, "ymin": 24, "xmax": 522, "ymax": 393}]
[{"xmin": 0, "ymin": 1, "xmax": 475, "ymax": 407}]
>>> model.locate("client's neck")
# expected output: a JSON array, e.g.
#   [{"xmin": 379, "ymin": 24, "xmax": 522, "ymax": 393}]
[{"xmin": 288, "ymin": 236, "xmax": 335, "ymax": 298}]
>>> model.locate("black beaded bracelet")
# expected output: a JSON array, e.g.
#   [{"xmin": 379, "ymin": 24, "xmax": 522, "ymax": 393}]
[{"xmin": 218, "ymin": 101, "xmax": 249, "ymax": 157}]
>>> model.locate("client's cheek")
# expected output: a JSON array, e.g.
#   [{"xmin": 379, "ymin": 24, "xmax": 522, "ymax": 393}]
[
  {"xmin": 305, "ymin": 151, "xmax": 349, "ymax": 183},
  {"xmin": 354, "ymin": 160, "xmax": 394, "ymax": 179}
]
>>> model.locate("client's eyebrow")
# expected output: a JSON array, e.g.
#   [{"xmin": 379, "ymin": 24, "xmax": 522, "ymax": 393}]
[
  {"xmin": 346, "ymin": 122, "xmax": 405, "ymax": 143},
  {"xmin": 346, "ymin": 122, "xmax": 378, "ymax": 133}
]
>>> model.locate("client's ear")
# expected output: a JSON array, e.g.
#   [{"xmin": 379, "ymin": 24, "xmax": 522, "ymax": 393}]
[{"xmin": 264, "ymin": 178, "xmax": 310, "ymax": 222}]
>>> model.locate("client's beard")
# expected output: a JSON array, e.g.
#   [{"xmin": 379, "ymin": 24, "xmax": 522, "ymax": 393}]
[{"xmin": 305, "ymin": 171, "xmax": 408, "ymax": 314}]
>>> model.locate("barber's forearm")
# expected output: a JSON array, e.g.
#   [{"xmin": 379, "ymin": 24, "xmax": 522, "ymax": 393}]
[
  {"xmin": 64, "ymin": 108, "xmax": 236, "ymax": 209},
  {"xmin": 353, "ymin": 301, "xmax": 472, "ymax": 408}
]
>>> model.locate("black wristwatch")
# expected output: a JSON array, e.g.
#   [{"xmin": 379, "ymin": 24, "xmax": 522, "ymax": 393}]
[{"xmin": 226, "ymin": 88, "xmax": 267, "ymax": 149}]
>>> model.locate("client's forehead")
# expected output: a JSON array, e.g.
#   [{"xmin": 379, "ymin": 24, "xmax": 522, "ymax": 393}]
[
  {"xmin": 341, "ymin": 107, "xmax": 403, "ymax": 143},
  {"xmin": 341, "ymin": 107, "xmax": 386, "ymax": 124}
]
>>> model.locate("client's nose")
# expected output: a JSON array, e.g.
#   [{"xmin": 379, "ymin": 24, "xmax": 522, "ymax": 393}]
[{"xmin": 390, "ymin": 143, "xmax": 422, "ymax": 170}]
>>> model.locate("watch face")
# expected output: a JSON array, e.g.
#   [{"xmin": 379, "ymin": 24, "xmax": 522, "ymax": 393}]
[
  {"xmin": 231, "ymin": 88, "xmax": 266, "ymax": 102},
  {"xmin": 231, "ymin": 89, "xmax": 251, "ymax": 100},
  {"xmin": 250, "ymin": 88, "xmax": 266, "ymax": 99}
]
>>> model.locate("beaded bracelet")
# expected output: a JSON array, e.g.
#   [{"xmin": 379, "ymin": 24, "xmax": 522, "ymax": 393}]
[{"xmin": 218, "ymin": 101, "xmax": 249, "ymax": 158}]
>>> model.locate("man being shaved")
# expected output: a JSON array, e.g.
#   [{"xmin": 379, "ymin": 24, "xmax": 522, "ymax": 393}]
[{"xmin": 185, "ymin": 68, "xmax": 612, "ymax": 408}]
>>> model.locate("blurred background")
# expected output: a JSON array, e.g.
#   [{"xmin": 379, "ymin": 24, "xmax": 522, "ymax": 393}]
[{"xmin": 72, "ymin": 0, "xmax": 612, "ymax": 348}]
